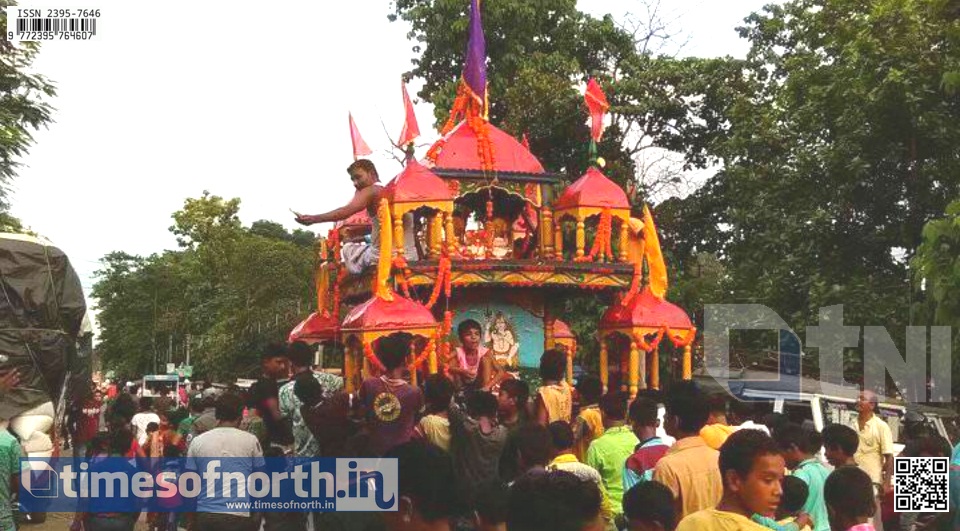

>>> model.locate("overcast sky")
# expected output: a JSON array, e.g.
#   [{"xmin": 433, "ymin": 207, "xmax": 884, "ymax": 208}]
[{"xmin": 10, "ymin": 0, "xmax": 769, "ymax": 311}]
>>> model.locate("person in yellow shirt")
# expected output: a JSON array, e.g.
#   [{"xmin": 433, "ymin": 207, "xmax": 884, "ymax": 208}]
[
  {"xmin": 677, "ymin": 429, "xmax": 799, "ymax": 531},
  {"xmin": 572, "ymin": 374, "xmax": 604, "ymax": 462},
  {"xmin": 700, "ymin": 394, "xmax": 738, "ymax": 451}
]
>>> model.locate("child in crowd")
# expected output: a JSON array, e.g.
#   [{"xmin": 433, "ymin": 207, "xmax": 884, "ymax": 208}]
[
  {"xmin": 497, "ymin": 378, "xmax": 530, "ymax": 432},
  {"xmin": 624, "ymin": 395, "xmax": 670, "ymax": 490},
  {"xmin": 586, "ymin": 391, "xmax": 638, "ymax": 519},
  {"xmin": 415, "ymin": 373, "xmax": 455, "ymax": 451},
  {"xmin": 823, "ymin": 466, "xmax": 877, "ymax": 531},
  {"xmin": 507, "ymin": 470, "xmax": 605, "ymax": 531},
  {"xmin": 821, "ymin": 424, "xmax": 859, "ymax": 468},
  {"xmin": 572, "ymin": 374, "xmax": 604, "ymax": 462},
  {"xmin": 623, "ymin": 481, "xmax": 677, "ymax": 531},
  {"xmin": 774, "ymin": 477, "xmax": 812, "ymax": 531},
  {"xmin": 450, "ymin": 390, "xmax": 508, "ymax": 504},
  {"xmin": 774, "ymin": 423, "xmax": 830, "ymax": 531},
  {"xmin": 535, "ymin": 349, "xmax": 573, "ymax": 424}
]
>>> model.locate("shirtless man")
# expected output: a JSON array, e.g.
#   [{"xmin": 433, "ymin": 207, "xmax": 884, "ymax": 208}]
[{"xmin": 295, "ymin": 159, "xmax": 383, "ymax": 274}]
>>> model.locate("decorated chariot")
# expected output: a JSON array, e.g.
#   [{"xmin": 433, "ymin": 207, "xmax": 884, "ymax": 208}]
[{"xmin": 290, "ymin": 0, "xmax": 696, "ymax": 397}]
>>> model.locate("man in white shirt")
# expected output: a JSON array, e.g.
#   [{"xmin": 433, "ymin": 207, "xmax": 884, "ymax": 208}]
[
  {"xmin": 130, "ymin": 397, "xmax": 160, "ymax": 446},
  {"xmin": 187, "ymin": 392, "xmax": 265, "ymax": 531}
]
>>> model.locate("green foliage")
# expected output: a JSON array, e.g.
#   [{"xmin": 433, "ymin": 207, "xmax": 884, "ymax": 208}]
[
  {"xmin": 94, "ymin": 195, "xmax": 317, "ymax": 381},
  {"xmin": 394, "ymin": 0, "xmax": 960, "ymax": 392},
  {"xmin": 0, "ymin": 2, "xmax": 57, "ymax": 210}
]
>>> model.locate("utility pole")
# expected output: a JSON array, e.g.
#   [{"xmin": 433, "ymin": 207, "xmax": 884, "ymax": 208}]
[
  {"xmin": 186, "ymin": 334, "xmax": 191, "ymax": 366},
  {"xmin": 168, "ymin": 335, "xmax": 173, "ymax": 368}
]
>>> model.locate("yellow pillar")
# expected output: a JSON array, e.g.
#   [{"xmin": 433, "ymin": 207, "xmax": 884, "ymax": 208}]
[
  {"xmin": 629, "ymin": 341, "xmax": 640, "ymax": 399},
  {"xmin": 554, "ymin": 219, "xmax": 564, "ymax": 260},
  {"xmin": 344, "ymin": 343, "xmax": 356, "ymax": 394},
  {"xmin": 566, "ymin": 351, "xmax": 574, "ymax": 386},
  {"xmin": 393, "ymin": 212, "xmax": 404, "ymax": 256},
  {"xmin": 409, "ymin": 353, "xmax": 418, "ymax": 387},
  {"xmin": 599, "ymin": 338, "xmax": 609, "ymax": 393},
  {"xmin": 542, "ymin": 208, "xmax": 554, "ymax": 259},
  {"xmin": 683, "ymin": 344, "xmax": 692, "ymax": 380},
  {"xmin": 444, "ymin": 211, "xmax": 456, "ymax": 256},
  {"xmin": 650, "ymin": 346, "xmax": 660, "ymax": 390},
  {"xmin": 575, "ymin": 216, "xmax": 585, "ymax": 258},
  {"xmin": 428, "ymin": 338, "xmax": 438, "ymax": 374},
  {"xmin": 619, "ymin": 218, "xmax": 629, "ymax": 262},
  {"xmin": 429, "ymin": 214, "xmax": 443, "ymax": 258},
  {"xmin": 544, "ymin": 311, "xmax": 556, "ymax": 350},
  {"xmin": 363, "ymin": 355, "xmax": 372, "ymax": 382}
]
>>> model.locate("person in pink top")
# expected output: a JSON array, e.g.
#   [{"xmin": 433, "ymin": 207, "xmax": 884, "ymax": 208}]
[
  {"xmin": 448, "ymin": 319, "xmax": 505, "ymax": 391},
  {"xmin": 824, "ymin": 466, "xmax": 877, "ymax": 531}
]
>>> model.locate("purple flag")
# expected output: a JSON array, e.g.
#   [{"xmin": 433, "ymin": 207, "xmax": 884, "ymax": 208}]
[{"xmin": 462, "ymin": 0, "xmax": 486, "ymax": 105}]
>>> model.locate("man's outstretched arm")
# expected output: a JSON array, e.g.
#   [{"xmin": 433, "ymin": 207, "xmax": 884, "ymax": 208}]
[{"xmin": 296, "ymin": 187, "xmax": 377, "ymax": 225}]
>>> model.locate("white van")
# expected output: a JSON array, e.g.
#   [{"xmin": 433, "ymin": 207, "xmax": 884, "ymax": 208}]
[{"xmin": 694, "ymin": 369, "xmax": 958, "ymax": 452}]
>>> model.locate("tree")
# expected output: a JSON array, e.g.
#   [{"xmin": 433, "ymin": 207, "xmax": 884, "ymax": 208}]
[
  {"xmin": 913, "ymin": 199, "xmax": 960, "ymax": 401},
  {"xmin": 94, "ymin": 195, "xmax": 317, "ymax": 381},
  {"xmin": 0, "ymin": 3, "xmax": 57, "ymax": 209}
]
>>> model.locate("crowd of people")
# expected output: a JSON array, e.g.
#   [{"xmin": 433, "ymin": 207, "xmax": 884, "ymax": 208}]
[{"xmin": 43, "ymin": 328, "xmax": 958, "ymax": 531}]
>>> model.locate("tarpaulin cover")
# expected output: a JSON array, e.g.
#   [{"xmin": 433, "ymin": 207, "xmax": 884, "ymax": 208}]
[{"xmin": 0, "ymin": 234, "xmax": 88, "ymax": 420}]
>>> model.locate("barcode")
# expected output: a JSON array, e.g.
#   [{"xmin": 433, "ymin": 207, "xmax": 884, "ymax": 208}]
[{"xmin": 15, "ymin": 18, "xmax": 97, "ymax": 34}]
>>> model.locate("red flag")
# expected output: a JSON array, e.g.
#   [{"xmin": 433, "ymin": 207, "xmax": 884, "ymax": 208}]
[
  {"xmin": 398, "ymin": 81, "xmax": 420, "ymax": 146},
  {"xmin": 584, "ymin": 78, "xmax": 610, "ymax": 142},
  {"xmin": 349, "ymin": 112, "xmax": 372, "ymax": 160},
  {"xmin": 521, "ymin": 133, "xmax": 530, "ymax": 150}
]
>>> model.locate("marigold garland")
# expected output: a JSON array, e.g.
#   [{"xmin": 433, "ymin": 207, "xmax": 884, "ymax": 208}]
[
  {"xmin": 363, "ymin": 342, "xmax": 386, "ymax": 373},
  {"xmin": 327, "ymin": 229, "xmax": 340, "ymax": 263},
  {"xmin": 393, "ymin": 255, "xmax": 412, "ymax": 298},
  {"xmin": 622, "ymin": 263, "xmax": 641, "ymax": 307},
  {"xmin": 333, "ymin": 265, "xmax": 347, "ymax": 323},
  {"xmin": 424, "ymin": 255, "xmax": 453, "ymax": 308},
  {"xmin": 575, "ymin": 209, "xmax": 613, "ymax": 263},
  {"xmin": 426, "ymin": 83, "xmax": 494, "ymax": 171},
  {"xmin": 408, "ymin": 338, "xmax": 435, "ymax": 373}
]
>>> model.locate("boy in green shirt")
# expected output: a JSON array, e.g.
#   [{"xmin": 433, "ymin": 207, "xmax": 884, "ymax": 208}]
[{"xmin": 586, "ymin": 391, "xmax": 638, "ymax": 517}]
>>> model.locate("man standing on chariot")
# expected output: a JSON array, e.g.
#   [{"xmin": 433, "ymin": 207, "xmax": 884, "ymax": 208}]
[{"xmin": 294, "ymin": 159, "xmax": 383, "ymax": 274}]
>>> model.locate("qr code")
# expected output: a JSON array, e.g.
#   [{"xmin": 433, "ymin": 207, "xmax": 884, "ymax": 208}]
[{"xmin": 893, "ymin": 457, "xmax": 949, "ymax": 512}]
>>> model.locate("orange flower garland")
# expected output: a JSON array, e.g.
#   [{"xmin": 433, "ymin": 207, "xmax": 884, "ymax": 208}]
[
  {"xmin": 393, "ymin": 255, "xmax": 412, "ymax": 298},
  {"xmin": 622, "ymin": 262, "xmax": 642, "ymax": 307},
  {"xmin": 424, "ymin": 255, "xmax": 453, "ymax": 309},
  {"xmin": 333, "ymin": 265, "xmax": 347, "ymax": 323},
  {"xmin": 575, "ymin": 208, "xmax": 613, "ymax": 263},
  {"xmin": 408, "ymin": 338, "xmax": 435, "ymax": 373},
  {"xmin": 364, "ymin": 342, "xmax": 386, "ymax": 373}
]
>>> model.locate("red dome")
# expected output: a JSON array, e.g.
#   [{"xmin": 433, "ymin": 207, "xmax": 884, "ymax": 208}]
[
  {"xmin": 288, "ymin": 311, "xmax": 339, "ymax": 343},
  {"xmin": 341, "ymin": 295, "xmax": 437, "ymax": 332},
  {"xmin": 428, "ymin": 121, "xmax": 545, "ymax": 174},
  {"xmin": 601, "ymin": 287, "xmax": 693, "ymax": 331},
  {"xmin": 335, "ymin": 209, "xmax": 372, "ymax": 230},
  {"xmin": 555, "ymin": 167, "xmax": 630, "ymax": 210},
  {"xmin": 554, "ymin": 319, "xmax": 575, "ymax": 339},
  {"xmin": 382, "ymin": 160, "xmax": 453, "ymax": 204}
]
